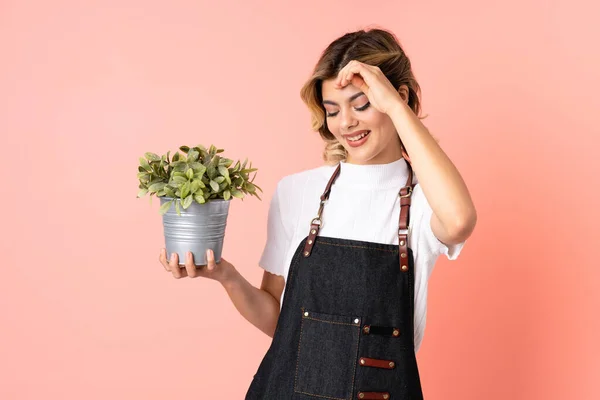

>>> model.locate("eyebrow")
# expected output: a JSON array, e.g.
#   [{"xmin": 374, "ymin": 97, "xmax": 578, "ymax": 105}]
[{"xmin": 322, "ymin": 92, "xmax": 366, "ymax": 106}]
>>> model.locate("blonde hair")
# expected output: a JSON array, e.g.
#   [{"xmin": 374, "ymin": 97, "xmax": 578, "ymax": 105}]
[{"xmin": 300, "ymin": 27, "xmax": 427, "ymax": 164}]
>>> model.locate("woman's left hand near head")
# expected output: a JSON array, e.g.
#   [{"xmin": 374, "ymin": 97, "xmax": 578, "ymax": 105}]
[{"xmin": 335, "ymin": 60, "xmax": 406, "ymax": 116}]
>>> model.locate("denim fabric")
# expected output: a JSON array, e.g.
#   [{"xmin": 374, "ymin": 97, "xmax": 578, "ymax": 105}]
[{"xmin": 245, "ymin": 235, "xmax": 424, "ymax": 399}]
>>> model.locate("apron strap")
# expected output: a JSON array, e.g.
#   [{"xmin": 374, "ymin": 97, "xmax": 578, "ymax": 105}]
[
  {"xmin": 302, "ymin": 163, "xmax": 341, "ymax": 257},
  {"xmin": 398, "ymin": 161, "xmax": 415, "ymax": 273},
  {"xmin": 303, "ymin": 160, "xmax": 415, "ymax": 274}
]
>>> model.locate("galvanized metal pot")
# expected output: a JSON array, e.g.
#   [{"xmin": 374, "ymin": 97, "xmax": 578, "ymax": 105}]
[{"xmin": 159, "ymin": 197, "xmax": 231, "ymax": 266}]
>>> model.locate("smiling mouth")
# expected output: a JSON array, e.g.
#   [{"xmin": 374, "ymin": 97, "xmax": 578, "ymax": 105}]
[{"xmin": 347, "ymin": 131, "xmax": 370, "ymax": 142}]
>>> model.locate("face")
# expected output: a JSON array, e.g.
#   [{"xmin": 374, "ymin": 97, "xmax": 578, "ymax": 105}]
[{"xmin": 321, "ymin": 78, "xmax": 405, "ymax": 165}]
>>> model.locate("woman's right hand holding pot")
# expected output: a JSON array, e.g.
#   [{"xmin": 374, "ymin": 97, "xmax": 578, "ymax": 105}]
[{"xmin": 159, "ymin": 248, "xmax": 237, "ymax": 285}]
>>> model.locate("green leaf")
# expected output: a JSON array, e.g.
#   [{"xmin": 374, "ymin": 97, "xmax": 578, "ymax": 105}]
[
  {"xmin": 164, "ymin": 186, "xmax": 176, "ymax": 197},
  {"xmin": 194, "ymin": 193, "xmax": 206, "ymax": 204},
  {"xmin": 137, "ymin": 172, "xmax": 150, "ymax": 179},
  {"xmin": 190, "ymin": 162, "xmax": 206, "ymax": 173},
  {"xmin": 182, "ymin": 195, "xmax": 193, "ymax": 209},
  {"xmin": 159, "ymin": 200, "xmax": 173, "ymax": 215},
  {"xmin": 245, "ymin": 182, "xmax": 256, "ymax": 192},
  {"xmin": 145, "ymin": 152, "xmax": 160, "ymax": 162},
  {"xmin": 137, "ymin": 188, "xmax": 149, "ymax": 198},
  {"xmin": 179, "ymin": 146, "xmax": 190, "ymax": 153},
  {"xmin": 207, "ymin": 166, "xmax": 218, "ymax": 179},
  {"xmin": 139, "ymin": 157, "xmax": 151, "ymax": 171},
  {"xmin": 148, "ymin": 182, "xmax": 167, "ymax": 192},
  {"xmin": 214, "ymin": 176, "xmax": 225, "ymax": 184},
  {"xmin": 186, "ymin": 168, "xmax": 194, "ymax": 180},
  {"xmin": 181, "ymin": 182, "xmax": 190, "ymax": 198},
  {"xmin": 223, "ymin": 190, "xmax": 231, "ymax": 200},
  {"xmin": 218, "ymin": 166, "xmax": 229, "ymax": 178},
  {"xmin": 231, "ymin": 189, "xmax": 244, "ymax": 199},
  {"xmin": 188, "ymin": 150, "xmax": 200, "ymax": 163},
  {"xmin": 190, "ymin": 179, "xmax": 201, "ymax": 193},
  {"xmin": 209, "ymin": 180, "xmax": 219, "ymax": 192},
  {"xmin": 172, "ymin": 152, "xmax": 180, "ymax": 162},
  {"xmin": 172, "ymin": 176, "xmax": 187, "ymax": 184}
]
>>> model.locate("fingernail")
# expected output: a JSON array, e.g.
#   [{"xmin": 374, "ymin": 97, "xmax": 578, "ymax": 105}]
[{"xmin": 171, "ymin": 253, "xmax": 175, "ymax": 261}]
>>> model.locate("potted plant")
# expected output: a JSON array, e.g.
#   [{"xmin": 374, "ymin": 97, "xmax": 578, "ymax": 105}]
[{"xmin": 136, "ymin": 144, "xmax": 262, "ymax": 265}]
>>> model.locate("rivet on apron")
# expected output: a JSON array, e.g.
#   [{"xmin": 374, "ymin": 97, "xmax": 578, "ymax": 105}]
[
  {"xmin": 393, "ymin": 329, "xmax": 400, "ymax": 336},
  {"xmin": 400, "ymin": 240, "xmax": 405, "ymax": 246},
  {"xmin": 354, "ymin": 318, "xmax": 359, "ymax": 324},
  {"xmin": 383, "ymin": 394, "xmax": 389, "ymax": 399},
  {"xmin": 389, "ymin": 361, "xmax": 395, "ymax": 368},
  {"xmin": 304, "ymin": 311, "xmax": 309, "ymax": 316},
  {"xmin": 363, "ymin": 325, "xmax": 370, "ymax": 334},
  {"xmin": 304, "ymin": 251, "xmax": 309, "ymax": 257},
  {"xmin": 360, "ymin": 358, "xmax": 365, "ymax": 365},
  {"xmin": 308, "ymin": 239, "xmax": 313, "ymax": 244},
  {"xmin": 401, "ymin": 252, "xmax": 407, "ymax": 258},
  {"xmin": 311, "ymin": 229, "xmax": 316, "ymax": 234},
  {"xmin": 358, "ymin": 393, "xmax": 364, "ymax": 399},
  {"xmin": 401, "ymin": 264, "xmax": 408, "ymax": 272}
]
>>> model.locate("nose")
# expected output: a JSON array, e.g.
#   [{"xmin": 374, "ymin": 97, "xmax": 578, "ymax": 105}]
[{"xmin": 340, "ymin": 110, "xmax": 358, "ymax": 132}]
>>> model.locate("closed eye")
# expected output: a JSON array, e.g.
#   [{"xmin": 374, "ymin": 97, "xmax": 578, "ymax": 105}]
[{"xmin": 326, "ymin": 102, "xmax": 371, "ymax": 118}]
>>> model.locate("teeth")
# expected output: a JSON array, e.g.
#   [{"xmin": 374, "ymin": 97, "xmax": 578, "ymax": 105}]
[{"xmin": 348, "ymin": 131, "xmax": 369, "ymax": 141}]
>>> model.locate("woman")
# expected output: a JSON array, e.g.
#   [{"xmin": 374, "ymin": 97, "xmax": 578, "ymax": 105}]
[{"xmin": 159, "ymin": 27, "xmax": 477, "ymax": 399}]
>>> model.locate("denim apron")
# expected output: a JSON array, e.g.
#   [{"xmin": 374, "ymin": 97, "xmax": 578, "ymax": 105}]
[{"xmin": 245, "ymin": 161, "xmax": 424, "ymax": 400}]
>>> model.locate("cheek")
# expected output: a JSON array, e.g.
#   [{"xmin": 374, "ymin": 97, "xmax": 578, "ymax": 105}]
[{"xmin": 325, "ymin": 118, "xmax": 340, "ymax": 137}]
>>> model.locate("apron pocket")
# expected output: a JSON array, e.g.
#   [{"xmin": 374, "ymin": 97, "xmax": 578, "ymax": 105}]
[{"xmin": 294, "ymin": 308, "xmax": 361, "ymax": 400}]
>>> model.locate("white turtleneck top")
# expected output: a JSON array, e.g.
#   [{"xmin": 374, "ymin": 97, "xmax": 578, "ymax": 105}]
[{"xmin": 258, "ymin": 157, "xmax": 466, "ymax": 353}]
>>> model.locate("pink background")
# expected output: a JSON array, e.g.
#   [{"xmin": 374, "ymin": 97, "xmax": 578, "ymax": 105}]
[{"xmin": 1, "ymin": 0, "xmax": 598, "ymax": 398}]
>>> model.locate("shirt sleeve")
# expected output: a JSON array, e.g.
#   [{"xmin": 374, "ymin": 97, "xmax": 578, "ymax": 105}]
[
  {"xmin": 258, "ymin": 180, "xmax": 291, "ymax": 276},
  {"xmin": 413, "ymin": 184, "xmax": 466, "ymax": 261}
]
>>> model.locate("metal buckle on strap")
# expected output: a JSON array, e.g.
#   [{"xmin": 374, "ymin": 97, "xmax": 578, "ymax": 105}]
[
  {"xmin": 311, "ymin": 217, "xmax": 322, "ymax": 226},
  {"xmin": 398, "ymin": 225, "xmax": 411, "ymax": 235},
  {"xmin": 399, "ymin": 186, "xmax": 413, "ymax": 198}
]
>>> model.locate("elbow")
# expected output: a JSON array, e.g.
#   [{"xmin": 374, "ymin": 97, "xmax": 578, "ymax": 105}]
[{"xmin": 448, "ymin": 209, "xmax": 477, "ymax": 243}]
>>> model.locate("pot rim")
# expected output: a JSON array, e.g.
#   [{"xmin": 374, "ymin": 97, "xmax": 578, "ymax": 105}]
[{"xmin": 159, "ymin": 196, "xmax": 232, "ymax": 202}]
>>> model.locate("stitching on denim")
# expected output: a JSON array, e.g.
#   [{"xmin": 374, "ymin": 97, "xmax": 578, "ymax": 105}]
[
  {"xmin": 303, "ymin": 316, "xmax": 358, "ymax": 326},
  {"xmin": 294, "ymin": 311, "xmax": 361, "ymax": 400},
  {"xmin": 294, "ymin": 390, "xmax": 346, "ymax": 400},
  {"xmin": 349, "ymin": 317, "xmax": 360, "ymax": 400},
  {"xmin": 319, "ymin": 240, "xmax": 398, "ymax": 254},
  {"xmin": 294, "ymin": 312, "xmax": 348, "ymax": 400},
  {"xmin": 294, "ymin": 306, "xmax": 305, "ymax": 393}
]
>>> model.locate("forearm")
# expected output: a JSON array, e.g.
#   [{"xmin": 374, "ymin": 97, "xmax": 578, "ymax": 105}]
[
  {"xmin": 221, "ymin": 267, "xmax": 280, "ymax": 337},
  {"xmin": 389, "ymin": 102, "xmax": 476, "ymax": 234}
]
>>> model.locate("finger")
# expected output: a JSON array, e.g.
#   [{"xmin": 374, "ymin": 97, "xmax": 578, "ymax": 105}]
[
  {"xmin": 169, "ymin": 252, "xmax": 186, "ymax": 279},
  {"xmin": 184, "ymin": 251, "xmax": 198, "ymax": 278},
  {"xmin": 206, "ymin": 249, "xmax": 216, "ymax": 271},
  {"xmin": 336, "ymin": 60, "xmax": 360, "ymax": 86},
  {"xmin": 159, "ymin": 248, "xmax": 170, "ymax": 271}
]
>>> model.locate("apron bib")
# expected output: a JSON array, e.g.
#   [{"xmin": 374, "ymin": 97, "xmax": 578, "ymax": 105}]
[{"xmin": 246, "ymin": 161, "xmax": 424, "ymax": 400}]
